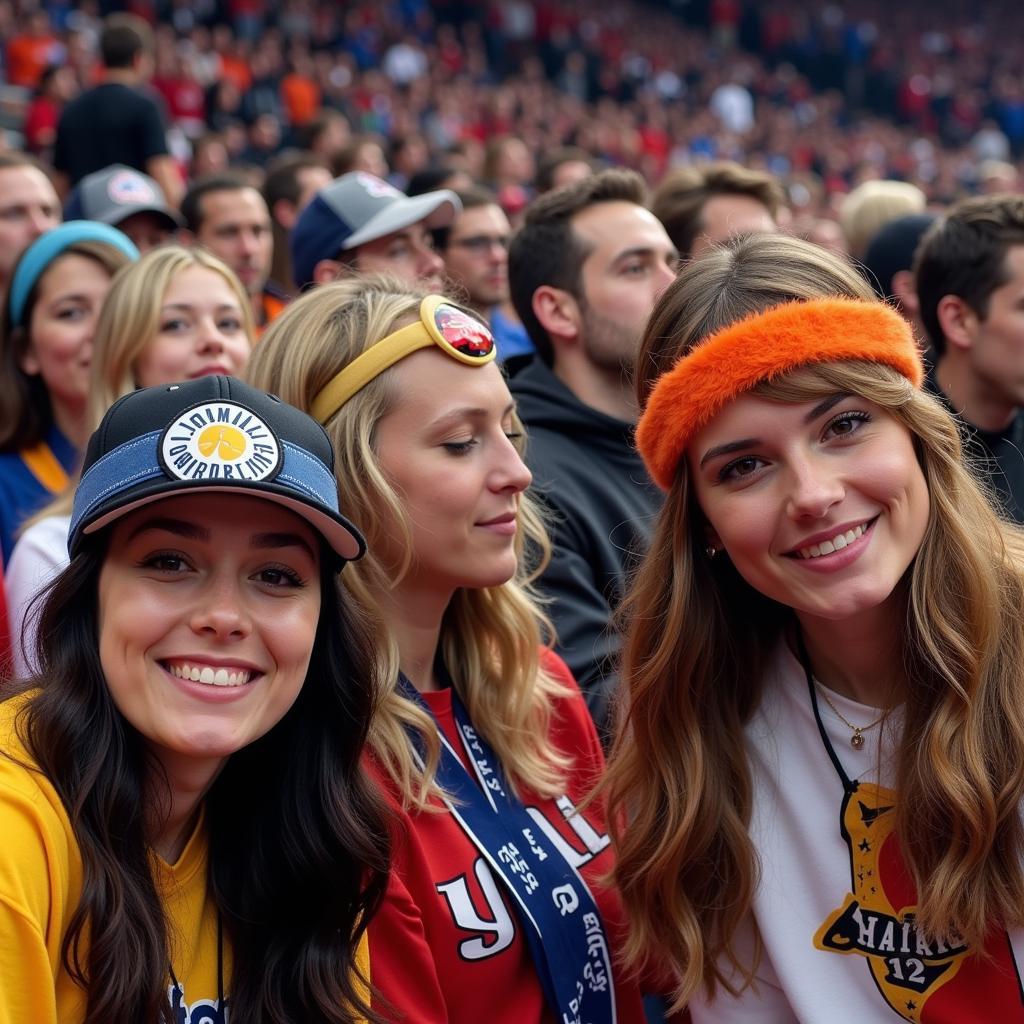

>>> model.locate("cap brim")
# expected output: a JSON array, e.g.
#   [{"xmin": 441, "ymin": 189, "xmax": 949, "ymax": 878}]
[
  {"xmin": 341, "ymin": 190, "xmax": 459, "ymax": 250},
  {"xmin": 80, "ymin": 480, "xmax": 365, "ymax": 562},
  {"xmin": 107, "ymin": 205, "xmax": 185, "ymax": 230}
]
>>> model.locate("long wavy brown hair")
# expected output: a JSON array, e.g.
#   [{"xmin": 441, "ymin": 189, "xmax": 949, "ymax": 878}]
[{"xmin": 606, "ymin": 234, "xmax": 1024, "ymax": 1010}]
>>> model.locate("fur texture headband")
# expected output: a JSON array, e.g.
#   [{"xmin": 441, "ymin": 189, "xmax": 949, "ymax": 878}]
[{"xmin": 636, "ymin": 297, "xmax": 923, "ymax": 491}]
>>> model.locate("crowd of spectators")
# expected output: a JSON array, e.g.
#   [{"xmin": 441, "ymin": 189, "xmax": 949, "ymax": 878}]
[{"xmin": 1, "ymin": 0, "xmax": 1023, "ymax": 228}]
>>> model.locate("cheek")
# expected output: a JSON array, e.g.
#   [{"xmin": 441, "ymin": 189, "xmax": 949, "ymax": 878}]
[{"xmin": 264, "ymin": 595, "xmax": 321, "ymax": 676}]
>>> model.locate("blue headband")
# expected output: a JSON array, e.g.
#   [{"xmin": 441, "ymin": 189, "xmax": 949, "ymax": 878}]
[{"xmin": 8, "ymin": 220, "xmax": 139, "ymax": 328}]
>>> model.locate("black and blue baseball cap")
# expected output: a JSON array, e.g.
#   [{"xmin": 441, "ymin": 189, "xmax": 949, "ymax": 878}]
[{"xmin": 68, "ymin": 376, "xmax": 365, "ymax": 562}]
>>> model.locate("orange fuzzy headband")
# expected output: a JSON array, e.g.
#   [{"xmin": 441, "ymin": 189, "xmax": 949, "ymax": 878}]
[{"xmin": 636, "ymin": 297, "xmax": 923, "ymax": 491}]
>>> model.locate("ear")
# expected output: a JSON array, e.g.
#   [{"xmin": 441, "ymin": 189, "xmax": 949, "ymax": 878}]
[
  {"xmin": 890, "ymin": 269, "xmax": 919, "ymax": 317},
  {"xmin": 935, "ymin": 294, "xmax": 977, "ymax": 354},
  {"xmin": 531, "ymin": 285, "xmax": 581, "ymax": 345},
  {"xmin": 313, "ymin": 258, "xmax": 346, "ymax": 285},
  {"xmin": 18, "ymin": 338, "xmax": 40, "ymax": 377}
]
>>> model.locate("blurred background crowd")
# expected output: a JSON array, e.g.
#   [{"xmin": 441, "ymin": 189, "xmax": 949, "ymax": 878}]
[{"xmin": 1, "ymin": 0, "xmax": 1022, "ymax": 229}]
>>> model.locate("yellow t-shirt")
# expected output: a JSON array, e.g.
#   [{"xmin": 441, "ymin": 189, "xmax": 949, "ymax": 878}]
[{"xmin": 0, "ymin": 693, "xmax": 370, "ymax": 1021}]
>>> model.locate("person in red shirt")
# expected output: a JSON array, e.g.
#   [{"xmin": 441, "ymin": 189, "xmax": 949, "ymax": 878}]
[{"xmin": 249, "ymin": 278, "xmax": 666, "ymax": 1024}]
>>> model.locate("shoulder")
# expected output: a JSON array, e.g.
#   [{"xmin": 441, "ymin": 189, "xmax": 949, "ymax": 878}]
[
  {"xmin": 539, "ymin": 648, "xmax": 605, "ymax": 768},
  {"xmin": 0, "ymin": 694, "xmax": 79, "ymax": 909}
]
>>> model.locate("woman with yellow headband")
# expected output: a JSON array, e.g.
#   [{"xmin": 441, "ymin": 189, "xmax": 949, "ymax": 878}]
[
  {"xmin": 606, "ymin": 233, "xmax": 1024, "ymax": 1021},
  {"xmin": 247, "ymin": 275, "xmax": 651, "ymax": 1024}
]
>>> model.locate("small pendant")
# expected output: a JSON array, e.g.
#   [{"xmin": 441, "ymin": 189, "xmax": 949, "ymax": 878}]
[{"xmin": 851, "ymin": 731, "xmax": 865, "ymax": 750}]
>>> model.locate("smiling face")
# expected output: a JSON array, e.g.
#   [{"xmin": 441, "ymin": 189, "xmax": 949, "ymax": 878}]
[
  {"xmin": 97, "ymin": 493, "xmax": 322, "ymax": 780},
  {"xmin": 21, "ymin": 252, "xmax": 115, "ymax": 419},
  {"xmin": 372, "ymin": 348, "xmax": 532, "ymax": 596},
  {"xmin": 688, "ymin": 389, "xmax": 930, "ymax": 628},
  {"xmin": 133, "ymin": 265, "xmax": 252, "ymax": 387}
]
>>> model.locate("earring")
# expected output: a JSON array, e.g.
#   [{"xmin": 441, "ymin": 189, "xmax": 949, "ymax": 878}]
[{"xmin": 705, "ymin": 544, "xmax": 718, "ymax": 559}]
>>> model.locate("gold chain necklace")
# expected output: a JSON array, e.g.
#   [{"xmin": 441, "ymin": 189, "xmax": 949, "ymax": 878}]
[{"xmin": 813, "ymin": 680, "xmax": 885, "ymax": 749}]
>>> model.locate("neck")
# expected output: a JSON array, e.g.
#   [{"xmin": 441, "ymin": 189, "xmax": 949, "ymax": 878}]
[
  {"xmin": 146, "ymin": 752, "xmax": 223, "ymax": 863},
  {"xmin": 796, "ymin": 604, "xmax": 904, "ymax": 708},
  {"xmin": 102, "ymin": 67, "xmax": 140, "ymax": 86},
  {"xmin": 50, "ymin": 399, "xmax": 90, "ymax": 449},
  {"xmin": 553, "ymin": 354, "xmax": 636, "ymax": 422},
  {"xmin": 936, "ymin": 353, "xmax": 1018, "ymax": 432},
  {"xmin": 376, "ymin": 579, "xmax": 453, "ymax": 693}
]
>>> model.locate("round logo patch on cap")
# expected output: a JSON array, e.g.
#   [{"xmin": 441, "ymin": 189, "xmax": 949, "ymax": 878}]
[
  {"xmin": 159, "ymin": 400, "xmax": 282, "ymax": 483},
  {"xmin": 108, "ymin": 169, "xmax": 158, "ymax": 206}
]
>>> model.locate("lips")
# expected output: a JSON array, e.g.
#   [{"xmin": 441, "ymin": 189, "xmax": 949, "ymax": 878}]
[
  {"xmin": 476, "ymin": 512, "xmax": 516, "ymax": 527},
  {"xmin": 161, "ymin": 658, "xmax": 257, "ymax": 687},
  {"xmin": 789, "ymin": 517, "xmax": 877, "ymax": 560}
]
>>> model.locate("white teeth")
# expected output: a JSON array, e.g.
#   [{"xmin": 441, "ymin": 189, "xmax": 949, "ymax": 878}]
[
  {"xmin": 165, "ymin": 662, "xmax": 252, "ymax": 687},
  {"xmin": 797, "ymin": 522, "xmax": 868, "ymax": 560}
]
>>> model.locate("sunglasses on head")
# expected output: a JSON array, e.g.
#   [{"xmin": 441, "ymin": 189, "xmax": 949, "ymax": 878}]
[{"xmin": 311, "ymin": 295, "xmax": 497, "ymax": 423}]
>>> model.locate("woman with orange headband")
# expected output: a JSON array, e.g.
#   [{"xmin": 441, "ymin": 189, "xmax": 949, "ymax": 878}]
[
  {"xmin": 247, "ymin": 275, "xmax": 651, "ymax": 1024},
  {"xmin": 607, "ymin": 234, "xmax": 1024, "ymax": 1021}
]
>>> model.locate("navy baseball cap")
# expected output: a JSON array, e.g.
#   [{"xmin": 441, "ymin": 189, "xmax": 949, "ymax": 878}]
[
  {"xmin": 64, "ymin": 164, "xmax": 184, "ymax": 232},
  {"xmin": 69, "ymin": 376, "xmax": 365, "ymax": 563},
  {"xmin": 290, "ymin": 171, "xmax": 459, "ymax": 288}
]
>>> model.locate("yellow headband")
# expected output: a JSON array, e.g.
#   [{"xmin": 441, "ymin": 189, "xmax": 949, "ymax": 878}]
[
  {"xmin": 636, "ymin": 297, "xmax": 923, "ymax": 491},
  {"xmin": 310, "ymin": 294, "xmax": 497, "ymax": 423}
]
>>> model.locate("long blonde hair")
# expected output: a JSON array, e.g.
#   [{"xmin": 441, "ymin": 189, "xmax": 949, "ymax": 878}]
[
  {"xmin": 246, "ymin": 275, "xmax": 570, "ymax": 808},
  {"xmin": 607, "ymin": 234, "xmax": 1024, "ymax": 1009}
]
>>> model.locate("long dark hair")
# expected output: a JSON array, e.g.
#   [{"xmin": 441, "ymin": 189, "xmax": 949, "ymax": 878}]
[{"xmin": 15, "ymin": 536, "xmax": 390, "ymax": 1023}]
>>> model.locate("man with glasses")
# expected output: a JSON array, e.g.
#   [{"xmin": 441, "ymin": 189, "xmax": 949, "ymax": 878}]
[
  {"xmin": 434, "ymin": 187, "xmax": 533, "ymax": 361},
  {"xmin": 290, "ymin": 171, "xmax": 459, "ymax": 292}
]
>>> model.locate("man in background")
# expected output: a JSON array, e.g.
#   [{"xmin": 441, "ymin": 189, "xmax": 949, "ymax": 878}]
[
  {"xmin": 508, "ymin": 169, "xmax": 678, "ymax": 736},
  {"xmin": 0, "ymin": 154, "xmax": 60, "ymax": 305},
  {"xmin": 290, "ymin": 171, "xmax": 459, "ymax": 292},
  {"xmin": 652, "ymin": 160, "xmax": 782, "ymax": 259},
  {"xmin": 54, "ymin": 14, "xmax": 182, "ymax": 207},
  {"xmin": 915, "ymin": 194, "xmax": 1024, "ymax": 523},
  {"xmin": 181, "ymin": 172, "xmax": 277, "ymax": 326}
]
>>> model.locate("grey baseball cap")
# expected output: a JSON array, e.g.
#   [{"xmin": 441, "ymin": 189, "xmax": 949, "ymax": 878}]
[
  {"xmin": 64, "ymin": 164, "xmax": 184, "ymax": 231},
  {"xmin": 290, "ymin": 171, "xmax": 460, "ymax": 288}
]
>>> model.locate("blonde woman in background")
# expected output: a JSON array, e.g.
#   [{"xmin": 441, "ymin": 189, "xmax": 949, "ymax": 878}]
[
  {"xmin": 5, "ymin": 246, "xmax": 253, "ymax": 679},
  {"xmin": 608, "ymin": 233, "xmax": 1024, "ymax": 1021},
  {"xmin": 247, "ymin": 275, "xmax": 652, "ymax": 1024}
]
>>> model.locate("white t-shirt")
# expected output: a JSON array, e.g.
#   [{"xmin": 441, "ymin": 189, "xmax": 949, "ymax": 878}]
[
  {"xmin": 690, "ymin": 640, "xmax": 1024, "ymax": 1023},
  {"xmin": 4, "ymin": 514, "xmax": 70, "ymax": 679}
]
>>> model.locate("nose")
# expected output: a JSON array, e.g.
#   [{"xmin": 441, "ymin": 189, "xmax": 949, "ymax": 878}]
[
  {"xmin": 653, "ymin": 259, "xmax": 677, "ymax": 296},
  {"xmin": 417, "ymin": 244, "xmax": 445, "ymax": 282},
  {"xmin": 239, "ymin": 229, "xmax": 260, "ymax": 258},
  {"xmin": 196, "ymin": 317, "xmax": 227, "ymax": 353},
  {"xmin": 491, "ymin": 434, "xmax": 532, "ymax": 494},
  {"xmin": 29, "ymin": 208, "xmax": 53, "ymax": 237},
  {"xmin": 188, "ymin": 570, "xmax": 252, "ymax": 640},
  {"xmin": 785, "ymin": 453, "xmax": 845, "ymax": 520}
]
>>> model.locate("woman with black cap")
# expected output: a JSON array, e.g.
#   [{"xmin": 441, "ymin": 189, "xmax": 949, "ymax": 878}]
[{"xmin": 0, "ymin": 376, "xmax": 389, "ymax": 1022}]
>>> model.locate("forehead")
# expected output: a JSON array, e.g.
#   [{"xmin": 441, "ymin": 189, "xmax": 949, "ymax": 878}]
[
  {"xmin": 451, "ymin": 204, "xmax": 509, "ymax": 236},
  {"xmin": 109, "ymin": 491, "xmax": 319, "ymax": 544},
  {"xmin": 995, "ymin": 244, "xmax": 1024, "ymax": 291},
  {"xmin": 199, "ymin": 187, "xmax": 269, "ymax": 224},
  {"xmin": 37, "ymin": 252, "xmax": 111, "ymax": 294},
  {"xmin": 571, "ymin": 200, "xmax": 673, "ymax": 262},
  {"xmin": 163, "ymin": 265, "xmax": 239, "ymax": 302},
  {"xmin": 384, "ymin": 348, "xmax": 512, "ymax": 416},
  {"xmin": 0, "ymin": 165, "xmax": 56, "ymax": 202}
]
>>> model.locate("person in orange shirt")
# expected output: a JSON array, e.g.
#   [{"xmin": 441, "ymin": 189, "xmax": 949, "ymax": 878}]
[
  {"xmin": 6, "ymin": 10, "xmax": 60, "ymax": 89},
  {"xmin": 280, "ymin": 49, "xmax": 321, "ymax": 129}
]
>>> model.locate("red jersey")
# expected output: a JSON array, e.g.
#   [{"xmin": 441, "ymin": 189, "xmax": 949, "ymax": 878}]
[{"xmin": 367, "ymin": 649, "xmax": 646, "ymax": 1024}]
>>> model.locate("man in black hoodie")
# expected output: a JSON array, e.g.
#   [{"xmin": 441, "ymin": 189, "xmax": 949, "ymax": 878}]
[{"xmin": 508, "ymin": 169, "xmax": 678, "ymax": 738}]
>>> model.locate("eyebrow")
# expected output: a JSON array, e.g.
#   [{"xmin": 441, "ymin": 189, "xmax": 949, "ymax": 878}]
[
  {"xmin": 250, "ymin": 531, "xmax": 318, "ymax": 561},
  {"xmin": 428, "ymin": 401, "xmax": 517, "ymax": 430},
  {"xmin": 128, "ymin": 518, "xmax": 316, "ymax": 560},
  {"xmin": 613, "ymin": 245, "xmax": 680, "ymax": 265},
  {"xmin": 698, "ymin": 393, "xmax": 852, "ymax": 468},
  {"xmin": 160, "ymin": 303, "xmax": 242, "ymax": 313},
  {"xmin": 128, "ymin": 517, "xmax": 209, "ymax": 541}
]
